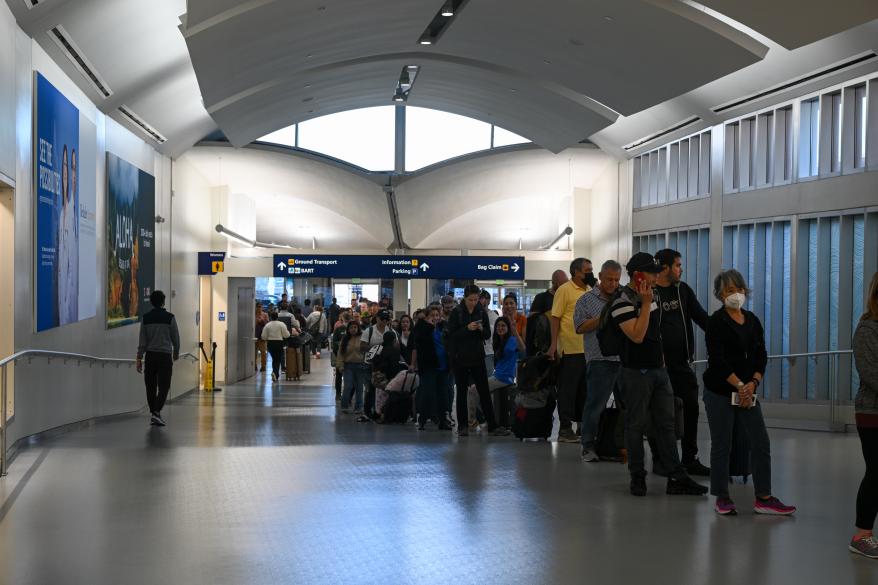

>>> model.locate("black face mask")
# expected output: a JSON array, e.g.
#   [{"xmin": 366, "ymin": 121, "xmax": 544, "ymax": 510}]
[{"xmin": 583, "ymin": 272, "xmax": 597, "ymax": 288}]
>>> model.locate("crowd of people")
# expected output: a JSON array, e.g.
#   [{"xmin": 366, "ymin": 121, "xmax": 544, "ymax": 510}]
[{"xmin": 243, "ymin": 254, "xmax": 878, "ymax": 559}]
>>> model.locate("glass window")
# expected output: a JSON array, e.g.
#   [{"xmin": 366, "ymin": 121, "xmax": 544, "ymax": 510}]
[
  {"xmin": 799, "ymin": 98, "xmax": 820, "ymax": 178},
  {"xmin": 406, "ymin": 107, "xmax": 491, "ymax": 171},
  {"xmin": 854, "ymin": 84, "xmax": 867, "ymax": 169},
  {"xmin": 257, "ymin": 125, "xmax": 297, "ymax": 147},
  {"xmin": 297, "ymin": 106, "xmax": 395, "ymax": 171},
  {"xmin": 492, "ymin": 126, "xmax": 530, "ymax": 148},
  {"xmin": 830, "ymin": 92, "xmax": 842, "ymax": 173}
]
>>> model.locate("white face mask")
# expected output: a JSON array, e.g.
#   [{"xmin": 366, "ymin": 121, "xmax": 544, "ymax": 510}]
[{"xmin": 724, "ymin": 292, "xmax": 746, "ymax": 310}]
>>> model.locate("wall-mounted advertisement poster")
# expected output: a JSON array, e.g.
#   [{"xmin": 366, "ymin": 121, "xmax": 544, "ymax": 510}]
[
  {"xmin": 106, "ymin": 153, "xmax": 155, "ymax": 329},
  {"xmin": 34, "ymin": 72, "xmax": 97, "ymax": 332}
]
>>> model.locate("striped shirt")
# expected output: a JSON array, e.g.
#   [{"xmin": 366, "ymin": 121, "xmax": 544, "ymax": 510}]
[
  {"xmin": 609, "ymin": 286, "xmax": 664, "ymax": 369},
  {"xmin": 573, "ymin": 288, "xmax": 619, "ymax": 362}
]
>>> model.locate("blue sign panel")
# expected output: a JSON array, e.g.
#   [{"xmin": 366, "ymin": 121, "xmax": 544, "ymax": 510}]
[
  {"xmin": 198, "ymin": 252, "xmax": 226, "ymax": 275},
  {"xmin": 273, "ymin": 255, "xmax": 525, "ymax": 280}
]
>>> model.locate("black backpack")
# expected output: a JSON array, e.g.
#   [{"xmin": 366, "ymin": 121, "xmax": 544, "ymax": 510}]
[{"xmin": 596, "ymin": 288, "xmax": 628, "ymax": 358}]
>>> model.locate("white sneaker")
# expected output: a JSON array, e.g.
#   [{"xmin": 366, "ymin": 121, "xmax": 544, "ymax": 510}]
[
  {"xmin": 152, "ymin": 413, "xmax": 166, "ymax": 427},
  {"xmin": 581, "ymin": 447, "xmax": 599, "ymax": 462}
]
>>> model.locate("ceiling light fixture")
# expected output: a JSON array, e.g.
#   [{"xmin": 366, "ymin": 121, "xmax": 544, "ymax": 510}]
[
  {"xmin": 416, "ymin": 0, "xmax": 469, "ymax": 46},
  {"xmin": 215, "ymin": 224, "xmax": 290, "ymax": 249},
  {"xmin": 392, "ymin": 65, "xmax": 420, "ymax": 103}
]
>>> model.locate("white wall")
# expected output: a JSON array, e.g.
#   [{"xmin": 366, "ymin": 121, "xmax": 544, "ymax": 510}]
[{"xmin": 1, "ymin": 5, "xmax": 205, "ymax": 447}]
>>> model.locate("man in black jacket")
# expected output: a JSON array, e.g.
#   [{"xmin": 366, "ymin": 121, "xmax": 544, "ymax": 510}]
[
  {"xmin": 136, "ymin": 290, "xmax": 180, "ymax": 427},
  {"xmin": 654, "ymin": 249, "xmax": 710, "ymax": 476},
  {"xmin": 446, "ymin": 285, "xmax": 510, "ymax": 437}
]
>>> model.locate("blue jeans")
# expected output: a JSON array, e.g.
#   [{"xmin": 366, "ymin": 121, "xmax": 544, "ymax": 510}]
[
  {"xmin": 703, "ymin": 389, "xmax": 772, "ymax": 498},
  {"xmin": 341, "ymin": 363, "xmax": 368, "ymax": 410},
  {"xmin": 580, "ymin": 360, "xmax": 621, "ymax": 449},
  {"xmin": 618, "ymin": 367, "xmax": 685, "ymax": 479}
]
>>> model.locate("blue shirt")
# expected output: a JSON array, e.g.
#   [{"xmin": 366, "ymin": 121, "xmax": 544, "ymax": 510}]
[
  {"xmin": 492, "ymin": 336, "xmax": 519, "ymax": 384},
  {"xmin": 433, "ymin": 327, "xmax": 448, "ymax": 372}
]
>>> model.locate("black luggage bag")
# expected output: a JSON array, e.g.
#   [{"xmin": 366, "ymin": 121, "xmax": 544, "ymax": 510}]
[
  {"xmin": 511, "ymin": 392, "xmax": 556, "ymax": 440},
  {"xmin": 382, "ymin": 392, "xmax": 413, "ymax": 424},
  {"xmin": 595, "ymin": 406, "xmax": 626, "ymax": 462}
]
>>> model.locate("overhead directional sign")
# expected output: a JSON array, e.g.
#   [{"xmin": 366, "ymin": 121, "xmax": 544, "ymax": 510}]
[
  {"xmin": 273, "ymin": 254, "xmax": 525, "ymax": 280},
  {"xmin": 198, "ymin": 252, "xmax": 226, "ymax": 275}
]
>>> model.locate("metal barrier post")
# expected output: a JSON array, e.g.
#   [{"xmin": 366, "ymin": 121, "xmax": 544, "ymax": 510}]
[
  {"xmin": 1, "ymin": 365, "xmax": 8, "ymax": 477},
  {"xmin": 829, "ymin": 353, "xmax": 845, "ymax": 432}
]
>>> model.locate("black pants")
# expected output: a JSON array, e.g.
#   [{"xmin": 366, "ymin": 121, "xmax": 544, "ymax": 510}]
[
  {"xmin": 267, "ymin": 340, "xmax": 285, "ymax": 378},
  {"xmin": 557, "ymin": 354, "xmax": 587, "ymax": 430},
  {"xmin": 667, "ymin": 363, "xmax": 701, "ymax": 464},
  {"xmin": 144, "ymin": 351, "xmax": 173, "ymax": 414},
  {"xmin": 857, "ymin": 426, "xmax": 878, "ymax": 530},
  {"xmin": 454, "ymin": 361, "xmax": 498, "ymax": 431},
  {"xmin": 334, "ymin": 362, "xmax": 343, "ymax": 398}
]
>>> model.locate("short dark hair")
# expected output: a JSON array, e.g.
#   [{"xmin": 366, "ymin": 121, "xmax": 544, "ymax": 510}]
[
  {"xmin": 269, "ymin": 312, "xmax": 278, "ymax": 321},
  {"xmin": 479, "ymin": 289, "xmax": 491, "ymax": 301},
  {"xmin": 503, "ymin": 293, "xmax": 518, "ymax": 305},
  {"xmin": 304, "ymin": 299, "xmax": 311, "ymax": 306},
  {"xmin": 655, "ymin": 248, "xmax": 681, "ymax": 270},
  {"xmin": 332, "ymin": 297, "xmax": 337, "ymax": 303},
  {"xmin": 463, "ymin": 284, "xmax": 481, "ymax": 298},
  {"xmin": 570, "ymin": 257, "xmax": 591, "ymax": 275},
  {"xmin": 149, "ymin": 290, "xmax": 165, "ymax": 308}
]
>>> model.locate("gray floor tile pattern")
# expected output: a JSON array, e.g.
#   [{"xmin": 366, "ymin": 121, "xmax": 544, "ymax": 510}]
[{"xmin": 0, "ymin": 358, "xmax": 875, "ymax": 584}]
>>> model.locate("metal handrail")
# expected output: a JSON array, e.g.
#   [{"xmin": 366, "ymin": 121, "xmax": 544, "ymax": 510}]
[
  {"xmin": 1, "ymin": 350, "xmax": 199, "ymax": 476},
  {"xmin": 690, "ymin": 349, "xmax": 853, "ymax": 366}
]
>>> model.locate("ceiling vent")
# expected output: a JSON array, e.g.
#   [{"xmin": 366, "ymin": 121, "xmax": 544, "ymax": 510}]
[
  {"xmin": 623, "ymin": 116, "xmax": 701, "ymax": 152},
  {"xmin": 47, "ymin": 25, "xmax": 113, "ymax": 98},
  {"xmin": 23, "ymin": 0, "xmax": 42, "ymax": 8},
  {"xmin": 118, "ymin": 106, "xmax": 167, "ymax": 144},
  {"xmin": 417, "ymin": 0, "xmax": 469, "ymax": 45},
  {"xmin": 712, "ymin": 51, "xmax": 878, "ymax": 114}
]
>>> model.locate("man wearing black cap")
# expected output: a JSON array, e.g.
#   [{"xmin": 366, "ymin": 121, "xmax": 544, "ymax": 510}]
[
  {"xmin": 653, "ymin": 248, "xmax": 710, "ymax": 476},
  {"xmin": 610, "ymin": 252, "xmax": 707, "ymax": 497}
]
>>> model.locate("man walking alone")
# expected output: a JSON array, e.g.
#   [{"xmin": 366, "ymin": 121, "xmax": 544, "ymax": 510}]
[{"xmin": 136, "ymin": 290, "xmax": 180, "ymax": 427}]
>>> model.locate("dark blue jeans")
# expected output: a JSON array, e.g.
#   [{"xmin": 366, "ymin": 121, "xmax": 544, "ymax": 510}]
[
  {"xmin": 580, "ymin": 360, "xmax": 621, "ymax": 449},
  {"xmin": 619, "ymin": 367, "xmax": 685, "ymax": 479},
  {"xmin": 703, "ymin": 389, "xmax": 772, "ymax": 498}
]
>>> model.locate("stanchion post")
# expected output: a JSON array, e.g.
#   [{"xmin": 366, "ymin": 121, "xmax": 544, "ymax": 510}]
[{"xmin": 211, "ymin": 342, "xmax": 222, "ymax": 392}]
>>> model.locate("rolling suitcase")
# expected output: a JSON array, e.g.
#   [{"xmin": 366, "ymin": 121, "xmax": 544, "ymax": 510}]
[
  {"xmin": 285, "ymin": 347, "xmax": 302, "ymax": 381},
  {"xmin": 382, "ymin": 392, "xmax": 413, "ymax": 424},
  {"xmin": 301, "ymin": 343, "xmax": 311, "ymax": 374}
]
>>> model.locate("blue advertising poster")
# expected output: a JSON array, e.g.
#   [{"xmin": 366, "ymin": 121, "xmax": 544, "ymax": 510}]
[
  {"xmin": 273, "ymin": 254, "xmax": 525, "ymax": 280},
  {"xmin": 34, "ymin": 74, "xmax": 80, "ymax": 331}
]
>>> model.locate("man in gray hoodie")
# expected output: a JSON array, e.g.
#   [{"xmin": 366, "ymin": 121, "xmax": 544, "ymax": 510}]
[{"xmin": 136, "ymin": 290, "xmax": 180, "ymax": 427}]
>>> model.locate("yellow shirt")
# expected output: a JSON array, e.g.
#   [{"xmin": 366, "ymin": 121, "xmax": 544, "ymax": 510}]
[{"xmin": 551, "ymin": 280, "xmax": 589, "ymax": 356}]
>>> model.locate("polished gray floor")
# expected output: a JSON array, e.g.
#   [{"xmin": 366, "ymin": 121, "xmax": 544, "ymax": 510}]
[{"xmin": 0, "ymin": 358, "xmax": 875, "ymax": 585}]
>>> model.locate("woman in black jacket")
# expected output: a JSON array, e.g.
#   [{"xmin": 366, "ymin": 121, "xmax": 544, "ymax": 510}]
[
  {"xmin": 446, "ymin": 285, "xmax": 510, "ymax": 437},
  {"xmin": 410, "ymin": 306, "xmax": 452, "ymax": 430},
  {"xmin": 703, "ymin": 269, "xmax": 795, "ymax": 517}
]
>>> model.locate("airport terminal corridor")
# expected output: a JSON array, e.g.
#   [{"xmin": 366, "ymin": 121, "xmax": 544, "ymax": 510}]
[{"xmin": 0, "ymin": 357, "xmax": 872, "ymax": 585}]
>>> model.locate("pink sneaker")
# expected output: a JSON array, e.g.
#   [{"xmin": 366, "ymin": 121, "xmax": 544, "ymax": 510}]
[
  {"xmin": 715, "ymin": 497, "xmax": 737, "ymax": 516},
  {"xmin": 754, "ymin": 496, "xmax": 796, "ymax": 516}
]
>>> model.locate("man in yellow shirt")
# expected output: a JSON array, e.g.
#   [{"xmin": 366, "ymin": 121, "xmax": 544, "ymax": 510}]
[{"xmin": 548, "ymin": 258, "xmax": 596, "ymax": 443}]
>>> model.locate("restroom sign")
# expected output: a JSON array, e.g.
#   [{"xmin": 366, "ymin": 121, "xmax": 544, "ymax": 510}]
[{"xmin": 198, "ymin": 252, "xmax": 226, "ymax": 275}]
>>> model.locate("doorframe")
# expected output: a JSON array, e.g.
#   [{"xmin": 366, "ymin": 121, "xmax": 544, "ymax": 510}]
[{"xmin": 0, "ymin": 176, "xmax": 16, "ymax": 422}]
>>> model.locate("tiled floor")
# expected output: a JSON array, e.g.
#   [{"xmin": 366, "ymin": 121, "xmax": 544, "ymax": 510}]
[{"xmin": 0, "ymin": 357, "xmax": 874, "ymax": 584}]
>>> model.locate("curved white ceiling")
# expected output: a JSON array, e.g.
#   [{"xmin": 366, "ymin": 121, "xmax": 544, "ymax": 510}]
[
  {"xmin": 181, "ymin": 0, "xmax": 769, "ymax": 152},
  {"xmin": 6, "ymin": 0, "xmax": 876, "ymax": 157}
]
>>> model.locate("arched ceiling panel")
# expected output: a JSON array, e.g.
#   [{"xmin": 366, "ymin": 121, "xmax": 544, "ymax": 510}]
[
  {"xmin": 182, "ymin": 0, "xmax": 768, "ymax": 151},
  {"xmin": 210, "ymin": 57, "xmax": 615, "ymax": 152},
  {"xmin": 179, "ymin": 147, "xmax": 394, "ymax": 250},
  {"xmin": 697, "ymin": 0, "xmax": 878, "ymax": 50}
]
